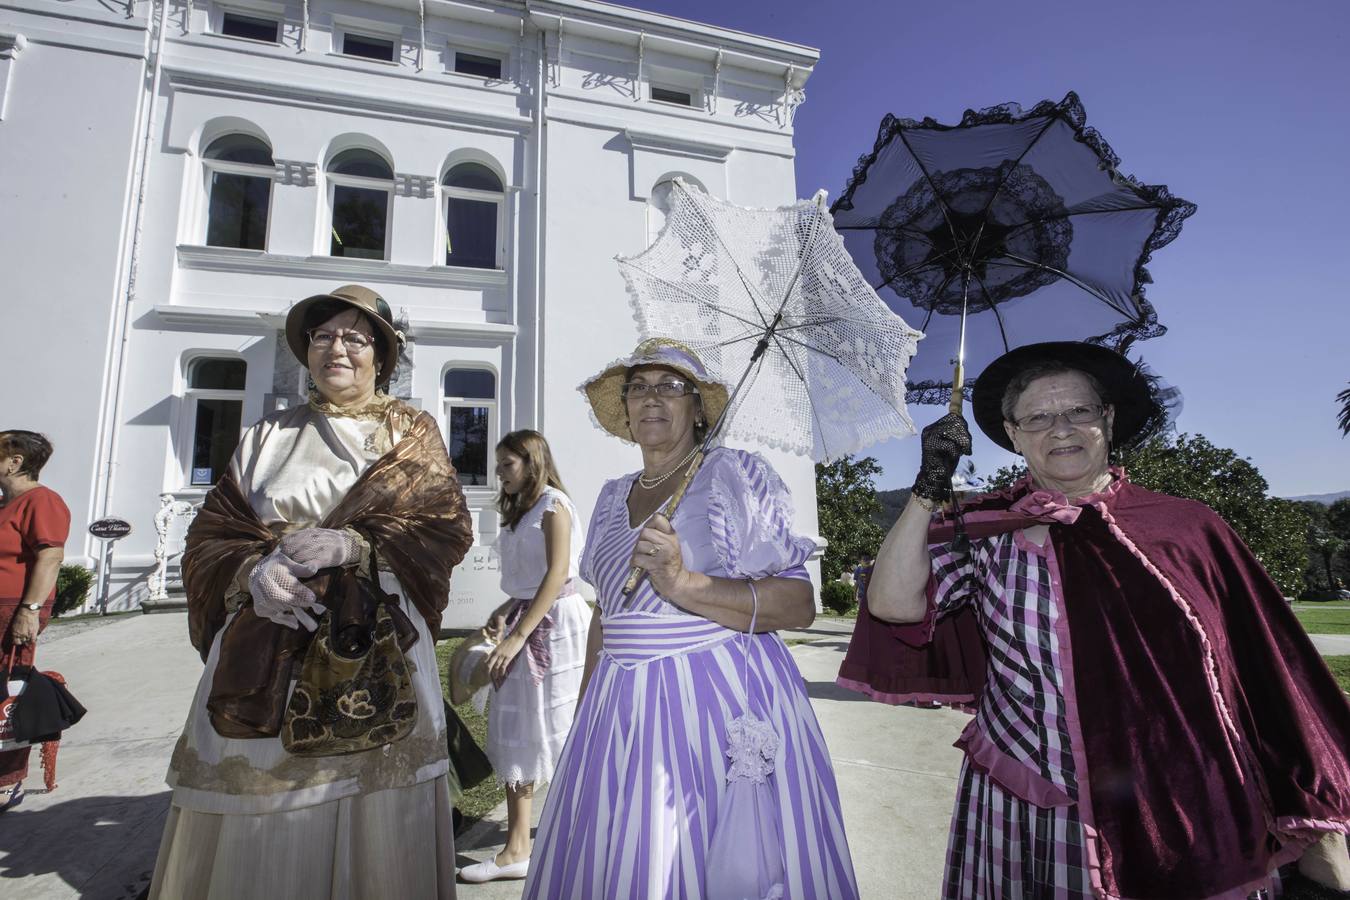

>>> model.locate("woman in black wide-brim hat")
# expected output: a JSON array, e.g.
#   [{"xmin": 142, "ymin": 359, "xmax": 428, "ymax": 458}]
[
  {"xmin": 149, "ymin": 285, "xmax": 474, "ymax": 899},
  {"xmin": 841, "ymin": 341, "xmax": 1350, "ymax": 899}
]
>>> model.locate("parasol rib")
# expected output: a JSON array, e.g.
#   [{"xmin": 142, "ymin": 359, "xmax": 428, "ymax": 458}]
[
  {"xmin": 996, "ymin": 253, "xmax": 1135, "ymax": 318},
  {"xmin": 971, "ymin": 270, "xmax": 1011, "ymax": 353}
]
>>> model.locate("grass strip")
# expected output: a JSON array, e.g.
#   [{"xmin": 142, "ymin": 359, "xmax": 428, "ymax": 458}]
[{"xmin": 435, "ymin": 638, "xmax": 505, "ymax": 826}]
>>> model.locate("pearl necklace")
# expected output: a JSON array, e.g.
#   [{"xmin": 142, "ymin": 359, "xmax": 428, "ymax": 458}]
[{"xmin": 637, "ymin": 445, "xmax": 700, "ymax": 490}]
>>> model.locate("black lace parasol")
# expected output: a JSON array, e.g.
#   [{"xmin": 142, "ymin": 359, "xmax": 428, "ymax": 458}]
[{"xmin": 831, "ymin": 91, "xmax": 1196, "ymax": 408}]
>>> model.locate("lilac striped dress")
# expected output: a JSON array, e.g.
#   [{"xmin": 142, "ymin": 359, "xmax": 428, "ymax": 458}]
[
  {"xmin": 931, "ymin": 531, "xmax": 1092, "ymax": 899},
  {"xmin": 523, "ymin": 448, "xmax": 859, "ymax": 900}
]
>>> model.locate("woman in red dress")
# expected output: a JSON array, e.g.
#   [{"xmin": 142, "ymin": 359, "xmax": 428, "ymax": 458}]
[{"xmin": 0, "ymin": 430, "xmax": 71, "ymax": 812}]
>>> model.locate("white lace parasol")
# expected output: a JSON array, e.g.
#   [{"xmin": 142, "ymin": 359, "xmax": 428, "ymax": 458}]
[{"xmin": 617, "ymin": 180, "xmax": 922, "ymax": 460}]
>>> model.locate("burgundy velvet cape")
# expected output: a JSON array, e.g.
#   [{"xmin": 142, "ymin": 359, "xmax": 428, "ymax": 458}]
[{"xmin": 838, "ymin": 477, "xmax": 1350, "ymax": 899}]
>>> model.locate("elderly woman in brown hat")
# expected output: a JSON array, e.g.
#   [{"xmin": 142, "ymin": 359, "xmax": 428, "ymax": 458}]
[
  {"xmin": 150, "ymin": 285, "xmax": 474, "ymax": 900},
  {"xmin": 843, "ymin": 341, "xmax": 1350, "ymax": 900}
]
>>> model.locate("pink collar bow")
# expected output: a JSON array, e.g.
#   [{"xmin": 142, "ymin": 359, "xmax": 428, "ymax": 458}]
[{"xmin": 1008, "ymin": 490, "xmax": 1083, "ymax": 526}]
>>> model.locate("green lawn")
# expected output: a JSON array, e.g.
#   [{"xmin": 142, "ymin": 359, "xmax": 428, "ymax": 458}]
[
  {"xmin": 1292, "ymin": 604, "xmax": 1350, "ymax": 635},
  {"xmin": 1323, "ymin": 656, "xmax": 1350, "ymax": 694},
  {"xmin": 435, "ymin": 638, "xmax": 506, "ymax": 826}
]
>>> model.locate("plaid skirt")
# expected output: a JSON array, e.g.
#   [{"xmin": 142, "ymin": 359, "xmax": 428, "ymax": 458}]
[{"xmin": 943, "ymin": 760, "xmax": 1091, "ymax": 900}]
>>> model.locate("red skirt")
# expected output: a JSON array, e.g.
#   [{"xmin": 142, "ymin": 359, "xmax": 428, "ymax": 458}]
[{"xmin": 1, "ymin": 601, "xmax": 51, "ymax": 787}]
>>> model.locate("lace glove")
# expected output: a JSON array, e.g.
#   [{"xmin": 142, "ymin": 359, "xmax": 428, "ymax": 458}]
[
  {"xmin": 911, "ymin": 413, "xmax": 972, "ymax": 502},
  {"xmin": 248, "ymin": 548, "xmax": 327, "ymax": 632},
  {"xmin": 278, "ymin": 527, "xmax": 363, "ymax": 577}
]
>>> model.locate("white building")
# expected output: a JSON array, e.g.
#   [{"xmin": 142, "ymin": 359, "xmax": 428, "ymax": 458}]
[{"xmin": 0, "ymin": 0, "xmax": 820, "ymax": 626}]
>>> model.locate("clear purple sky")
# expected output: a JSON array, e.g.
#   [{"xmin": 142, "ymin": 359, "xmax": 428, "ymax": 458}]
[{"xmin": 620, "ymin": 0, "xmax": 1350, "ymax": 496}]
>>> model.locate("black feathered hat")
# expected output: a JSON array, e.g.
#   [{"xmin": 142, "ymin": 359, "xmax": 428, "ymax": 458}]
[{"xmin": 971, "ymin": 341, "xmax": 1178, "ymax": 453}]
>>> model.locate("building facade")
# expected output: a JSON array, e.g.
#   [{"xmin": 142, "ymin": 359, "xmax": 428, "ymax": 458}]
[{"xmin": 0, "ymin": 0, "xmax": 820, "ymax": 625}]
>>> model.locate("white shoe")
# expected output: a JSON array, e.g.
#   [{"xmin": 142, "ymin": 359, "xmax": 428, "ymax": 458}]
[{"xmin": 457, "ymin": 856, "xmax": 530, "ymax": 883}]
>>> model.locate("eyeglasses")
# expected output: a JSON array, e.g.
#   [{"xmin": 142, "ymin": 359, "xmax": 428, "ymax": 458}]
[
  {"xmin": 622, "ymin": 380, "xmax": 699, "ymax": 399},
  {"xmin": 1011, "ymin": 404, "xmax": 1106, "ymax": 433},
  {"xmin": 308, "ymin": 329, "xmax": 374, "ymax": 352}
]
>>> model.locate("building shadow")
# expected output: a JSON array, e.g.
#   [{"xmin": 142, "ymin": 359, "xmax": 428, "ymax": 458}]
[{"xmin": 0, "ymin": 791, "xmax": 170, "ymax": 899}]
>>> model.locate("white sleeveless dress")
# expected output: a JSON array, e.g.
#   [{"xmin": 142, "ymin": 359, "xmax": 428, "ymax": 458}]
[{"xmin": 486, "ymin": 487, "xmax": 592, "ymax": 789}]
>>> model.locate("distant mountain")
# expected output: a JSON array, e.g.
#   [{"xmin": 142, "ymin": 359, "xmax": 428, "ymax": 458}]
[
  {"xmin": 875, "ymin": 488, "xmax": 911, "ymax": 530},
  {"xmin": 1286, "ymin": 490, "xmax": 1350, "ymax": 505}
]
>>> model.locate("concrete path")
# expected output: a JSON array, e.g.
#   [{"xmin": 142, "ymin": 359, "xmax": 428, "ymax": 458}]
[
  {"xmin": 1310, "ymin": 633, "xmax": 1350, "ymax": 656},
  {"xmin": 3, "ymin": 612, "xmax": 1345, "ymax": 899}
]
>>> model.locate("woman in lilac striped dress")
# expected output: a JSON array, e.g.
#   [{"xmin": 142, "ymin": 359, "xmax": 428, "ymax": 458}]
[{"xmin": 524, "ymin": 339, "xmax": 858, "ymax": 900}]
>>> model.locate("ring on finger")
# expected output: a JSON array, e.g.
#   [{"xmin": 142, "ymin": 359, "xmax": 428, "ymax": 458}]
[{"xmin": 647, "ymin": 546, "xmax": 660, "ymax": 556}]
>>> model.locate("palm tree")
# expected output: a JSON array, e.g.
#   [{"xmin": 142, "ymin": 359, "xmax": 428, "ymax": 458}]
[{"xmin": 1339, "ymin": 383, "xmax": 1350, "ymax": 437}]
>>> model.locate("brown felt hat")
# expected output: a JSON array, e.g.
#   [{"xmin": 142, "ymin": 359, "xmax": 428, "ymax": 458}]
[{"xmin": 285, "ymin": 285, "xmax": 403, "ymax": 386}]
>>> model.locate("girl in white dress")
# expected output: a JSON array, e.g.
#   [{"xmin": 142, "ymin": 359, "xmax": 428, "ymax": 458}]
[{"xmin": 457, "ymin": 430, "xmax": 590, "ymax": 884}]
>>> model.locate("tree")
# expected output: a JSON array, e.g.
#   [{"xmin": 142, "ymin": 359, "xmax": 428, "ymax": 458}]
[
  {"xmin": 1337, "ymin": 383, "xmax": 1350, "ymax": 437},
  {"xmin": 974, "ymin": 433, "xmax": 1310, "ymax": 596},
  {"xmin": 815, "ymin": 455, "xmax": 886, "ymax": 584}
]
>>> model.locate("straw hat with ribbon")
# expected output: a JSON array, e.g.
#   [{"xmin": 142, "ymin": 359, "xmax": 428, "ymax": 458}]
[
  {"xmin": 284, "ymin": 285, "xmax": 404, "ymax": 387},
  {"xmin": 580, "ymin": 338, "xmax": 731, "ymax": 443}
]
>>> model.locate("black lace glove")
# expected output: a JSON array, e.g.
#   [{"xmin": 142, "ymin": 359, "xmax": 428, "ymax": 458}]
[{"xmin": 911, "ymin": 413, "xmax": 972, "ymax": 502}]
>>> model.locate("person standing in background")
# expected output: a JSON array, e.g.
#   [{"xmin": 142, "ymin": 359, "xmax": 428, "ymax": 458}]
[{"xmin": 0, "ymin": 431, "xmax": 71, "ymax": 812}]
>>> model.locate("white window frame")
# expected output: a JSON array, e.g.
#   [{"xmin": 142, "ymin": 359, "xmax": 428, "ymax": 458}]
[
  {"xmin": 326, "ymin": 163, "xmax": 395, "ymax": 261},
  {"xmin": 441, "ymin": 366, "xmax": 498, "ymax": 491},
  {"xmin": 448, "ymin": 48, "xmax": 505, "ymax": 80},
  {"xmin": 649, "ymin": 83, "xmax": 697, "ymax": 108},
  {"xmin": 202, "ymin": 151, "xmax": 276, "ymax": 250},
  {"xmin": 440, "ymin": 167, "xmax": 506, "ymax": 271},
  {"xmin": 218, "ymin": 9, "xmax": 282, "ymax": 45},
  {"xmin": 334, "ymin": 24, "xmax": 402, "ymax": 65},
  {"xmin": 179, "ymin": 355, "xmax": 247, "ymax": 490}
]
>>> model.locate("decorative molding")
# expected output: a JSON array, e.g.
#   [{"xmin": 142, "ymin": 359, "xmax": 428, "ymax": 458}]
[
  {"xmin": 396, "ymin": 172, "xmax": 437, "ymax": 198},
  {"xmin": 175, "ymin": 244, "xmax": 511, "ymax": 289},
  {"xmin": 545, "ymin": 90, "xmax": 797, "ymax": 149},
  {"xmin": 0, "ymin": 32, "xmax": 26, "ymax": 121},
  {"xmin": 407, "ymin": 319, "xmax": 517, "ymax": 343},
  {"xmin": 274, "ymin": 159, "xmax": 316, "ymax": 186},
  {"xmin": 163, "ymin": 64, "xmax": 533, "ymax": 137},
  {"xmin": 625, "ymin": 127, "xmax": 733, "ymax": 162},
  {"xmin": 152, "ymin": 304, "xmax": 275, "ymax": 330}
]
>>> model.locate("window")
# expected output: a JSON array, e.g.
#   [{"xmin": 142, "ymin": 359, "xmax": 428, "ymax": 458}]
[
  {"xmin": 185, "ymin": 358, "xmax": 246, "ymax": 487},
  {"xmin": 651, "ymin": 85, "xmax": 694, "ymax": 107},
  {"xmin": 204, "ymin": 134, "xmax": 274, "ymax": 250},
  {"xmin": 453, "ymin": 51, "xmax": 502, "ymax": 79},
  {"xmin": 443, "ymin": 162, "xmax": 503, "ymax": 269},
  {"xmin": 443, "ymin": 368, "xmax": 496, "ymax": 487},
  {"xmin": 328, "ymin": 147, "xmax": 394, "ymax": 260},
  {"xmin": 342, "ymin": 32, "xmax": 396, "ymax": 62},
  {"xmin": 221, "ymin": 12, "xmax": 280, "ymax": 43}
]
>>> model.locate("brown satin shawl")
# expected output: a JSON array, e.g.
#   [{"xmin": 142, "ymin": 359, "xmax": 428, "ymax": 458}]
[{"xmin": 182, "ymin": 407, "xmax": 474, "ymax": 738}]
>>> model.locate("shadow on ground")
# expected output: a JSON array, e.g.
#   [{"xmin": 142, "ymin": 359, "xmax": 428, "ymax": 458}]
[
  {"xmin": 0, "ymin": 791, "xmax": 169, "ymax": 899},
  {"xmin": 804, "ymin": 678, "xmax": 876, "ymax": 703}
]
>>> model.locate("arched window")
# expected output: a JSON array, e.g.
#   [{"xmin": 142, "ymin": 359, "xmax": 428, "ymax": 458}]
[
  {"xmin": 443, "ymin": 162, "xmax": 504, "ymax": 269},
  {"xmin": 646, "ymin": 178, "xmax": 703, "ymax": 248},
  {"xmin": 443, "ymin": 368, "xmax": 497, "ymax": 486},
  {"xmin": 204, "ymin": 134, "xmax": 274, "ymax": 250},
  {"xmin": 184, "ymin": 357, "xmax": 246, "ymax": 486},
  {"xmin": 329, "ymin": 147, "xmax": 394, "ymax": 260}
]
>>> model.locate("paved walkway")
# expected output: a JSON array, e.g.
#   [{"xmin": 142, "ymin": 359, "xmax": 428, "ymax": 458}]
[{"xmin": 3, "ymin": 613, "xmax": 1346, "ymax": 898}]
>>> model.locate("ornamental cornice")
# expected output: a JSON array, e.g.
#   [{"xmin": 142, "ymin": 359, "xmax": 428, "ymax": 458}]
[
  {"xmin": 162, "ymin": 64, "xmax": 533, "ymax": 135},
  {"xmin": 274, "ymin": 160, "xmax": 317, "ymax": 187},
  {"xmin": 175, "ymin": 244, "xmax": 511, "ymax": 289}
]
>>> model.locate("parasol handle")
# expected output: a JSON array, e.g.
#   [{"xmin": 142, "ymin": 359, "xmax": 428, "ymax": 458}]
[
  {"xmin": 621, "ymin": 450, "xmax": 706, "ymax": 596},
  {"xmin": 948, "ymin": 359, "xmax": 965, "ymax": 416}
]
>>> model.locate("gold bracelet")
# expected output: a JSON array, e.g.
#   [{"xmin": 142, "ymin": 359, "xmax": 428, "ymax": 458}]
[{"xmin": 910, "ymin": 494, "xmax": 939, "ymax": 513}]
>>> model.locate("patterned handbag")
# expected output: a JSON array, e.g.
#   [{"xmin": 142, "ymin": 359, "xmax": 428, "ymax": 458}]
[{"xmin": 281, "ymin": 545, "xmax": 419, "ymax": 757}]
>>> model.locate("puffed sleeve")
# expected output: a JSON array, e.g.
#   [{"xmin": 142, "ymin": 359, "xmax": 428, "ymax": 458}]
[
  {"xmin": 706, "ymin": 449, "xmax": 818, "ymax": 581},
  {"xmin": 23, "ymin": 489, "xmax": 71, "ymax": 551}
]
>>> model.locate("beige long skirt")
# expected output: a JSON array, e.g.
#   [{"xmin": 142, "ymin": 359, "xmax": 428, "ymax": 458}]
[{"xmin": 148, "ymin": 773, "xmax": 457, "ymax": 900}]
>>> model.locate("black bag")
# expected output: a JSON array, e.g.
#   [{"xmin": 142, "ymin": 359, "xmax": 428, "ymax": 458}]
[
  {"xmin": 443, "ymin": 699, "xmax": 493, "ymax": 790},
  {"xmin": 11, "ymin": 668, "xmax": 86, "ymax": 744}
]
